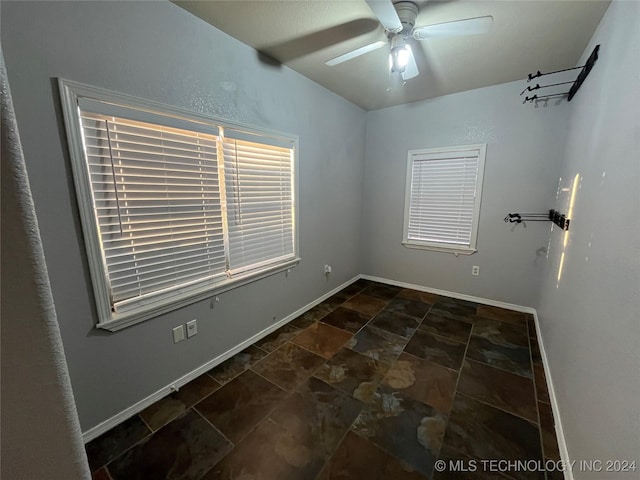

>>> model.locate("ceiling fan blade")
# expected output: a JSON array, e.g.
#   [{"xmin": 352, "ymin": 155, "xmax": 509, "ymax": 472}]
[
  {"xmin": 401, "ymin": 45, "xmax": 419, "ymax": 80},
  {"xmin": 412, "ymin": 16, "xmax": 494, "ymax": 40},
  {"xmin": 325, "ymin": 40, "xmax": 387, "ymax": 66},
  {"xmin": 366, "ymin": 0, "xmax": 403, "ymax": 33}
]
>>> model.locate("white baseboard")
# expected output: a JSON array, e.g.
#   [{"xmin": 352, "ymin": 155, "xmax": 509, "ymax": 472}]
[
  {"xmin": 361, "ymin": 274, "xmax": 570, "ymax": 478},
  {"xmin": 359, "ymin": 274, "xmax": 536, "ymax": 314},
  {"xmin": 81, "ymin": 275, "xmax": 361, "ymax": 443},
  {"xmin": 531, "ymin": 311, "xmax": 573, "ymax": 480}
]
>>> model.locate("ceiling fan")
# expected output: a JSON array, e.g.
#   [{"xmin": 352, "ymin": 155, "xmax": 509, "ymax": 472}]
[{"xmin": 326, "ymin": 0, "xmax": 493, "ymax": 86}]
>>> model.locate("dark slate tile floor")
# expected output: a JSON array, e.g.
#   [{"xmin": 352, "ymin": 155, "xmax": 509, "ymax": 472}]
[{"xmin": 86, "ymin": 280, "xmax": 562, "ymax": 480}]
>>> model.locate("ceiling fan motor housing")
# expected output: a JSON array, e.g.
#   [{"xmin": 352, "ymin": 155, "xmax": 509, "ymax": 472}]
[{"xmin": 394, "ymin": 1, "xmax": 419, "ymax": 34}]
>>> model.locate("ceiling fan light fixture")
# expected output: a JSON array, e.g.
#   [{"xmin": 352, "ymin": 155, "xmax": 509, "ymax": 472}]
[{"xmin": 389, "ymin": 35, "xmax": 409, "ymax": 73}]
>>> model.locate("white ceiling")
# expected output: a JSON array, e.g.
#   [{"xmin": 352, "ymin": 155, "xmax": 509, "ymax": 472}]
[{"xmin": 174, "ymin": 0, "xmax": 610, "ymax": 111}]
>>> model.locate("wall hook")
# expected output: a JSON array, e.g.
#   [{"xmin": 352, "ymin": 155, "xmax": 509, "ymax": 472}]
[
  {"xmin": 522, "ymin": 45, "xmax": 600, "ymax": 105},
  {"xmin": 504, "ymin": 210, "xmax": 570, "ymax": 231}
]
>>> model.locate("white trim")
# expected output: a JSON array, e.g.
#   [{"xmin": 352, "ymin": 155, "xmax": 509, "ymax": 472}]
[
  {"xmin": 100, "ymin": 258, "xmax": 300, "ymax": 332},
  {"xmin": 81, "ymin": 275, "xmax": 360, "ymax": 443},
  {"xmin": 402, "ymin": 242, "xmax": 477, "ymax": 255},
  {"xmin": 531, "ymin": 311, "xmax": 573, "ymax": 480},
  {"xmin": 359, "ymin": 274, "xmax": 536, "ymax": 313},
  {"xmin": 361, "ymin": 274, "xmax": 571, "ymax": 479}
]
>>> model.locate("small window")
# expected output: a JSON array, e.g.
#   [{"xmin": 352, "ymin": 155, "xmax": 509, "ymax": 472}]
[
  {"xmin": 59, "ymin": 79, "xmax": 298, "ymax": 330},
  {"xmin": 402, "ymin": 144, "xmax": 486, "ymax": 254}
]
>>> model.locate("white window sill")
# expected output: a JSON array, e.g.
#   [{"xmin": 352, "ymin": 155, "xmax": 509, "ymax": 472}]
[
  {"xmin": 97, "ymin": 258, "xmax": 300, "ymax": 332},
  {"xmin": 402, "ymin": 242, "xmax": 477, "ymax": 256}
]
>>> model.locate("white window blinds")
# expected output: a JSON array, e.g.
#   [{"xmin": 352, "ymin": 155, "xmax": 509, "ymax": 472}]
[
  {"xmin": 222, "ymin": 136, "xmax": 295, "ymax": 275},
  {"xmin": 403, "ymin": 145, "xmax": 486, "ymax": 253},
  {"xmin": 81, "ymin": 111, "xmax": 227, "ymax": 312},
  {"xmin": 60, "ymin": 79, "xmax": 298, "ymax": 329}
]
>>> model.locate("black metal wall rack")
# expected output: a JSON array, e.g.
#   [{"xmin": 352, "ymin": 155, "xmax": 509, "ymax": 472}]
[
  {"xmin": 504, "ymin": 210, "xmax": 570, "ymax": 231},
  {"xmin": 521, "ymin": 45, "xmax": 600, "ymax": 106}
]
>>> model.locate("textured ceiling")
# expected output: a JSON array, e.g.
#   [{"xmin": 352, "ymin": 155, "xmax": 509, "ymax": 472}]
[{"xmin": 174, "ymin": 0, "xmax": 610, "ymax": 111}]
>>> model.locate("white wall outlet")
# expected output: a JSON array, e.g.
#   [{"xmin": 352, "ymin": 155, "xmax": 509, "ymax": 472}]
[
  {"xmin": 186, "ymin": 319, "xmax": 197, "ymax": 338},
  {"xmin": 472, "ymin": 265, "xmax": 480, "ymax": 276},
  {"xmin": 324, "ymin": 264, "xmax": 332, "ymax": 275},
  {"xmin": 172, "ymin": 325, "xmax": 185, "ymax": 343}
]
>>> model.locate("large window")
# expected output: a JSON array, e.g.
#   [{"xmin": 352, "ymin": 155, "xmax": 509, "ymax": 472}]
[
  {"xmin": 59, "ymin": 80, "xmax": 298, "ymax": 330},
  {"xmin": 402, "ymin": 144, "xmax": 486, "ymax": 254}
]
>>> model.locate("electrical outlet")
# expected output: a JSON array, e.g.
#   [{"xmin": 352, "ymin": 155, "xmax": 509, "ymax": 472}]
[
  {"xmin": 173, "ymin": 325, "xmax": 185, "ymax": 343},
  {"xmin": 324, "ymin": 265, "xmax": 332, "ymax": 275},
  {"xmin": 186, "ymin": 319, "xmax": 197, "ymax": 338},
  {"xmin": 472, "ymin": 265, "xmax": 480, "ymax": 276}
]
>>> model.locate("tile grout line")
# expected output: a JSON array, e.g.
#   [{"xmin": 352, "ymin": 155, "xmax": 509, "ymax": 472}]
[
  {"xmin": 137, "ymin": 413, "xmax": 155, "ymax": 433},
  {"xmin": 319, "ymin": 308, "xmax": 375, "ymax": 337},
  {"xmin": 466, "ymin": 334, "xmax": 535, "ymax": 380},
  {"xmin": 420, "ymin": 329, "xmax": 468, "ymax": 346},
  {"xmin": 102, "ymin": 465, "xmax": 115, "ymax": 480},
  {"xmin": 248, "ymin": 360, "xmax": 322, "ymax": 392},
  {"xmin": 97, "ymin": 416, "xmax": 159, "ymax": 474},
  {"xmin": 311, "ymin": 390, "xmax": 369, "ymax": 480},
  {"xmin": 190, "ymin": 407, "xmax": 236, "ymax": 480},
  {"xmin": 400, "ymin": 349, "xmax": 459, "ymax": 375},
  {"xmin": 206, "ymin": 357, "xmax": 262, "ymax": 389},
  {"xmin": 242, "ymin": 366, "xmax": 289, "ymax": 394},
  {"xmin": 193, "ymin": 373, "xmax": 295, "ymax": 480},
  {"xmin": 140, "ymin": 383, "xmax": 219, "ymax": 434},
  {"xmin": 191, "ymin": 406, "xmax": 236, "ymax": 448},
  {"xmin": 260, "ymin": 373, "xmax": 363, "ymax": 480},
  {"xmin": 434, "ymin": 309, "xmax": 475, "ymax": 472},
  {"xmin": 348, "ymin": 422, "xmax": 432, "ymax": 479},
  {"xmin": 455, "ymin": 391, "xmax": 539, "ymax": 426},
  {"xmin": 193, "ymin": 350, "xmax": 294, "ymax": 458},
  {"xmin": 287, "ymin": 335, "xmax": 338, "ymax": 359},
  {"xmin": 463, "ymin": 352, "xmax": 534, "ymax": 379}
]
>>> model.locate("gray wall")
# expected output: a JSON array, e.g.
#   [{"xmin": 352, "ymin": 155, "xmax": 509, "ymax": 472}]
[
  {"xmin": 362, "ymin": 81, "xmax": 570, "ymax": 306},
  {"xmin": 537, "ymin": 1, "xmax": 640, "ymax": 476},
  {"xmin": 1, "ymin": 49, "xmax": 90, "ymax": 480},
  {"xmin": 1, "ymin": 1, "xmax": 366, "ymax": 431}
]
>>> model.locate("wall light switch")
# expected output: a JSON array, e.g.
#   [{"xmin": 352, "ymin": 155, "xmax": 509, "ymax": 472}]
[
  {"xmin": 173, "ymin": 325, "xmax": 185, "ymax": 343},
  {"xmin": 186, "ymin": 319, "xmax": 197, "ymax": 338}
]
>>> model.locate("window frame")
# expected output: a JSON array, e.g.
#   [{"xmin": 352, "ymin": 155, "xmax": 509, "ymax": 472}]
[
  {"xmin": 59, "ymin": 79, "xmax": 299, "ymax": 331},
  {"xmin": 402, "ymin": 144, "xmax": 486, "ymax": 255}
]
